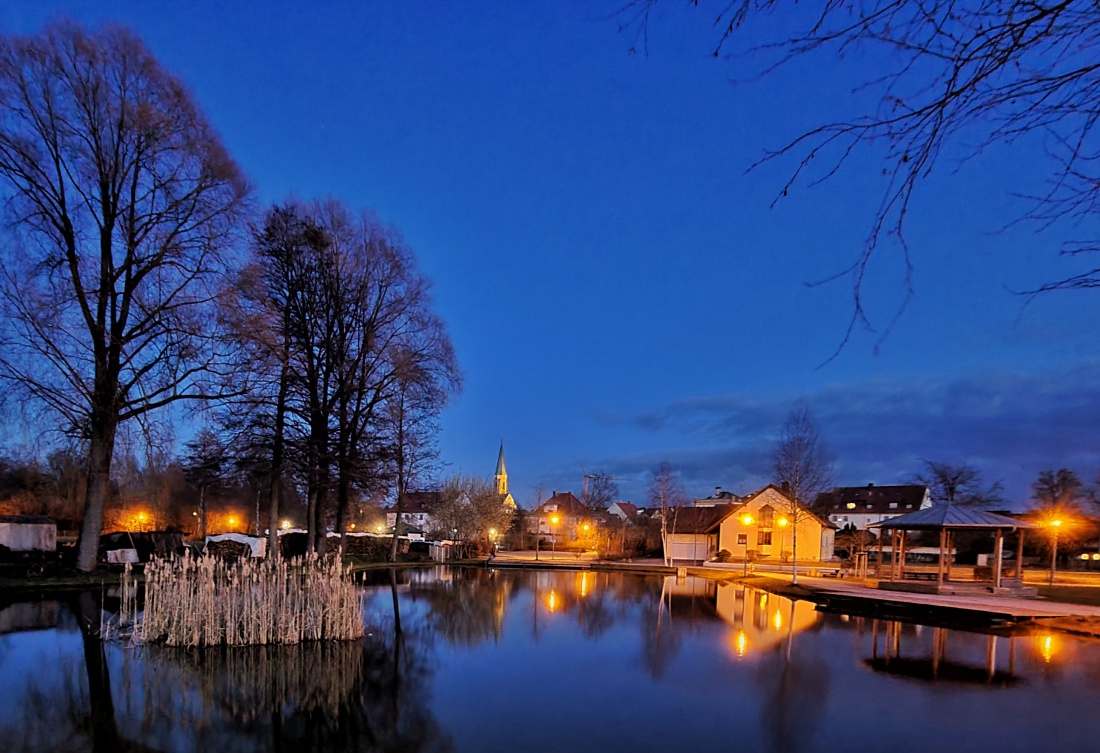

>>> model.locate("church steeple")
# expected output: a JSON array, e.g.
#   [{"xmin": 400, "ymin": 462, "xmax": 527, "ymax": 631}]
[{"xmin": 494, "ymin": 441, "xmax": 508, "ymax": 495}]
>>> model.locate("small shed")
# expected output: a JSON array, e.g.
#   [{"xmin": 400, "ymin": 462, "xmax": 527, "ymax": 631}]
[
  {"xmin": 0, "ymin": 515, "xmax": 57, "ymax": 553},
  {"xmin": 869, "ymin": 505, "xmax": 1036, "ymax": 594}
]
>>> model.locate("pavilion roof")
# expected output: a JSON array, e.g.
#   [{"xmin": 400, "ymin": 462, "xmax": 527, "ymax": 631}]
[{"xmin": 867, "ymin": 505, "xmax": 1036, "ymax": 531}]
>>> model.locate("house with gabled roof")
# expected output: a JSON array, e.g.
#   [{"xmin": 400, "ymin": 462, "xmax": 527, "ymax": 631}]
[
  {"xmin": 663, "ymin": 505, "xmax": 737, "ymax": 564},
  {"xmin": 607, "ymin": 501, "xmax": 640, "ymax": 523},
  {"xmin": 716, "ymin": 484, "xmax": 837, "ymax": 563},
  {"xmin": 386, "ymin": 491, "xmax": 440, "ymax": 533},
  {"xmin": 814, "ymin": 483, "xmax": 931, "ymax": 531}
]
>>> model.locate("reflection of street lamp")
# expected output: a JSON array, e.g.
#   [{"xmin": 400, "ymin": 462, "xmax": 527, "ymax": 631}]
[
  {"xmin": 1049, "ymin": 519, "xmax": 1063, "ymax": 586},
  {"xmin": 740, "ymin": 515, "xmax": 754, "ymax": 576},
  {"xmin": 551, "ymin": 515, "xmax": 560, "ymax": 558}
]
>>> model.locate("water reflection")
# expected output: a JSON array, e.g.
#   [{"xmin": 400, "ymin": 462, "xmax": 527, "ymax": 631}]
[{"xmin": 1, "ymin": 570, "xmax": 1100, "ymax": 752}]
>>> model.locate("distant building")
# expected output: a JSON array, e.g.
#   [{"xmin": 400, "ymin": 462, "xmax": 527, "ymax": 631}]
[
  {"xmin": 814, "ymin": 483, "xmax": 932, "ymax": 530},
  {"xmin": 607, "ymin": 501, "xmax": 640, "ymax": 523},
  {"xmin": 530, "ymin": 491, "xmax": 594, "ymax": 543},
  {"xmin": 693, "ymin": 486, "xmax": 742, "ymax": 507},
  {"xmin": 719, "ymin": 485, "xmax": 836, "ymax": 562},
  {"xmin": 386, "ymin": 491, "xmax": 441, "ymax": 533},
  {"xmin": 493, "ymin": 441, "xmax": 517, "ymax": 510}
]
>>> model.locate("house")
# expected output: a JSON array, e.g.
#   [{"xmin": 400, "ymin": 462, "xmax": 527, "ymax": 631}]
[
  {"xmin": 0, "ymin": 515, "xmax": 56, "ymax": 553},
  {"xmin": 386, "ymin": 491, "xmax": 440, "ymax": 533},
  {"xmin": 663, "ymin": 505, "xmax": 735, "ymax": 563},
  {"xmin": 716, "ymin": 485, "xmax": 836, "ymax": 562},
  {"xmin": 692, "ymin": 486, "xmax": 742, "ymax": 507},
  {"xmin": 530, "ymin": 491, "xmax": 594, "ymax": 543},
  {"xmin": 607, "ymin": 501, "xmax": 640, "ymax": 523},
  {"xmin": 814, "ymin": 483, "xmax": 931, "ymax": 531}
]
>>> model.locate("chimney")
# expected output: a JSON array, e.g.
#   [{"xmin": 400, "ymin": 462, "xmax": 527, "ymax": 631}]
[
  {"xmin": 781, "ymin": 481, "xmax": 791, "ymax": 495},
  {"xmin": 867, "ymin": 483, "xmax": 875, "ymax": 488},
  {"xmin": 715, "ymin": 486, "xmax": 722, "ymax": 497}
]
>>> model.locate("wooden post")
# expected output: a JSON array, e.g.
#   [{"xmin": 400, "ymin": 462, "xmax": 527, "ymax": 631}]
[
  {"xmin": 1015, "ymin": 529, "xmax": 1025, "ymax": 579},
  {"xmin": 937, "ymin": 528, "xmax": 947, "ymax": 586},
  {"xmin": 897, "ymin": 530, "xmax": 907, "ymax": 580},
  {"xmin": 992, "ymin": 529, "xmax": 1004, "ymax": 588},
  {"xmin": 877, "ymin": 531, "xmax": 885, "ymax": 580},
  {"xmin": 945, "ymin": 531, "xmax": 954, "ymax": 581}
]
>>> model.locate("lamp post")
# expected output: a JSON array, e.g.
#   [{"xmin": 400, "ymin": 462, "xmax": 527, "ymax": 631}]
[
  {"xmin": 489, "ymin": 527, "xmax": 497, "ymax": 554},
  {"xmin": 741, "ymin": 514, "xmax": 754, "ymax": 576},
  {"xmin": 551, "ymin": 515, "xmax": 560, "ymax": 559},
  {"xmin": 777, "ymin": 516, "xmax": 789, "ymax": 564},
  {"xmin": 1049, "ymin": 519, "xmax": 1063, "ymax": 586}
]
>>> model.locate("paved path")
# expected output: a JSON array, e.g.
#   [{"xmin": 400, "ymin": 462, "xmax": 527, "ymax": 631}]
[{"xmin": 757, "ymin": 571, "xmax": 1100, "ymax": 620}]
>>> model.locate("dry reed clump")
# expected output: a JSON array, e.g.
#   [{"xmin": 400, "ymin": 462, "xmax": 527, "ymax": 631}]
[{"xmin": 131, "ymin": 553, "xmax": 365, "ymax": 647}]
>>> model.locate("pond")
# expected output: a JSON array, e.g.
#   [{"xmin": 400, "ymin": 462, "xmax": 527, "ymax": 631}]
[{"xmin": 1, "ymin": 568, "xmax": 1098, "ymax": 753}]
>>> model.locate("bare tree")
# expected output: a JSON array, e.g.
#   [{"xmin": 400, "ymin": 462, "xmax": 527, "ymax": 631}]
[
  {"xmin": 772, "ymin": 406, "xmax": 832, "ymax": 584},
  {"xmin": 912, "ymin": 460, "xmax": 1003, "ymax": 508},
  {"xmin": 0, "ymin": 23, "xmax": 248, "ymax": 570},
  {"xmin": 626, "ymin": 2, "xmax": 1100, "ymax": 349},
  {"xmin": 648, "ymin": 461, "xmax": 687, "ymax": 567},
  {"xmin": 1030, "ymin": 468, "xmax": 1087, "ymax": 516},
  {"xmin": 582, "ymin": 471, "xmax": 619, "ymax": 511}
]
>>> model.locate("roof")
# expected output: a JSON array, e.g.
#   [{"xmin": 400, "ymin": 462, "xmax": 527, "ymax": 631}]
[
  {"xmin": 867, "ymin": 505, "xmax": 1036, "ymax": 531},
  {"xmin": 743, "ymin": 484, "xmax": 838, "ymax": 530},
  {"xmin": 396, "ymin": 491, "xmax": 441, "ymax": 514},
  {"xmin": 608, "ymin": 501, "xmax": 639, "ymax": 521},
  {"xmin": 537, "ymin": 491, "xmax": 587, "ymax": 515},
  {"xmin": 665, "ymin": 505, "xmax": 736, "ymax": 534},
  {"xmin": 815, "ymin": 484, "xmax": 929, "ymax": 515},
  {"xmin": 0, "ymin": 515, "xmax": 55, "ymax": 525},
  {"xmin": 495, "ymin": 441, "xmax": 506, "ymax": 477}
]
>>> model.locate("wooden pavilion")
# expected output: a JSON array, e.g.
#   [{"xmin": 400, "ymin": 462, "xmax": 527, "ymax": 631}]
[{"xmin": 868, "ymin": 506, "xmax": 1037, "ymax": 595}]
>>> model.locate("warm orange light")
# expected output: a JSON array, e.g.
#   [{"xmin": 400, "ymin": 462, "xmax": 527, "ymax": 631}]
[
  {"xmin": 349, "ymin": 523, "xmax": 356, "ymax": 530},
  {"xmin": 228, "ymin": 517, "xmax": 237, "ymax": 527},
  {"xmin": 489, "ymin": 528, "xmax": 497, "ymax": 537},
  {"xmin": 579, "ymin": 572, "xmax": 589, "ymax": 597},
  {"xmin": 582, "ymin": 523, "xmax": 590, "ymax": 532},
  {"xmin": 734, "ymin": 630, "xmax": 748, "ymax": 657},
  {"xmin": 1051, "ymin": 519, "xmax": 1063, "ymax": 528},
  {"xmin": 773, "ymin": 609, "xmax": 783, "ymax": 630},
  {"xmin": 741, "ymin": 515, "xmax": 754, "ymax": 526},
  {"xmin": 550, "ymin": 515, "xmax": 560, "ymax": 525},
  {"xmin": 777, "ymin": 517, "xmax": 789, "ymax": 527},
  {"xmin": 281, "ymin": 519, "xmax": 291, "ymax": 530},
  {"xmin": 376, "ymin": 524, "xmax": 385, "ymax": 532},
  {"xmin": 138, "ymin": 512, "xmax": 147, "ymax": 522},
  {"xmin": 547, "ymin": 590, "xmax": 558, "ymax": 612},
  {"xmin": 1039, "ymin": 633, "xmax": 1056, "ymax": 663}
]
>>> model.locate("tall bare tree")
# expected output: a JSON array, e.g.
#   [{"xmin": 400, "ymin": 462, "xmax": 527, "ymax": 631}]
[
  {"xmin": 1030, "ymin": 468, "xmax": 1087, "ymax": 516},
  {"xmin": 582, "ymin": 471, "xmax": 619, "ymax": 512},
  {"xmin": 772, "ymin": 406, "xmax": 832, "ymax": 584},
  {"xmin": 648, "ymin": 461, "xmax": 687, "ymax": 567},
  {"xmin": 0, "ymin": 23, "xmax": 248, "ymax": 570},
  {"xmin": 626, "ymin": 2, "xmax": 1100, "ymax": 347}
]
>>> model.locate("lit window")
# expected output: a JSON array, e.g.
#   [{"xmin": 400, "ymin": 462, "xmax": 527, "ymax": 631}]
[
  {"xmin": 846, "ymin": 502, "xmax": 856, "ymax": 509},
  {"xmin": 737, "ymin": 533, "xmax": 747, "ymax": 545},
  {"xmin": 889, "ymin": 502, "xmax": 898, "ymax": 509}
]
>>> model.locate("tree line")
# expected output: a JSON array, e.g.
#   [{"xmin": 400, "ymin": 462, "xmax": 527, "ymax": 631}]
[{"xmin": 0, "ymin": 22, "xmax": 459, "ymax": 570}]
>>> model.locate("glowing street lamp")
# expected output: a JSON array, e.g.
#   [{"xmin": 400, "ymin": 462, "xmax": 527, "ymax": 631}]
[
  {"xmin": 1049, "ymin": 518, "xmax": 1064, "ymax": 586},
  {"xmin": 550, "ymin": 515, "xmax": 560, "ymax": 558},
  {"xmin": 777, "ymin": 516, "xmax": 789, "ymax": 563},
  {"xmin": 740, "ymin": 514, "xmax": 754, "ymax": 576}
]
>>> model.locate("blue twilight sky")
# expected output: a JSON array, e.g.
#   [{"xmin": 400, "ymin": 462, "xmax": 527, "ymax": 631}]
[{"xmin": 3, "ymin": 2, "xmax": 1098, "ymax": 508}]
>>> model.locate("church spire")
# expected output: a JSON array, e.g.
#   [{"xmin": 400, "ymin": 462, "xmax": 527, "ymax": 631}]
[{"xmin": 495, "ymin": 441, "xmax": 508, "ymax": 495}]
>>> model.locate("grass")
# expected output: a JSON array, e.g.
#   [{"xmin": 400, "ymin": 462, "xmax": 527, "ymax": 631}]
[{"xmin": 121, "ymin": 553, "xmax": 364, "ymax": 647}]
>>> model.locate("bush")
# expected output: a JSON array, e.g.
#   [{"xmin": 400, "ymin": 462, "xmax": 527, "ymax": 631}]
[{"xmin": 715, "ymin": 549, "xmax": 732, "ymax": 563}]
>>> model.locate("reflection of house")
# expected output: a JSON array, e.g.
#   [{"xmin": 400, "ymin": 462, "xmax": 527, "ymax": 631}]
[
  {"xmin": 814, "ymin": 483, "xmax": 931, "ymax": 530},
  {"xmin": 386, "ymin": 491, "xmax": 440, "ymax": 532},
  {"xmin": 530, "ymin": 491, "xmax": 592, "ymax": 542},
  {"xmin": 715, "ymin": 582, "xmax": 820, "ymax": 655},
  {"xmin": 716, "ymin": 485, "xmax": 836, "ymax": 562}
]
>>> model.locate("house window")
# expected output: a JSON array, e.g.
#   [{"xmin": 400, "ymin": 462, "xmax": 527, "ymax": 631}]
[
  {"xmin": 889, "ymin": 502, "xmax": 898, "ymax": 509},
  {"xmin": 846, "ymin": 502, "xmax": 856, "ymax": 509},
  {"xmin": 758, "ymin": 505, "xmax": 774, "ymax": 527},
  {"xmin": 758, "ymin": 531, "xmax": 773, "ymax": 546},
  {"xmin": 737, "ymin": 533, "xmax": 747, "ymax": 546}
]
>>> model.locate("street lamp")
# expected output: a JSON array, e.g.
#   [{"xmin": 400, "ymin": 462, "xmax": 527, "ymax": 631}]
[
  {"xmin": 740, "ymin": 514, "xmax": 754, "ymax": 576},
  {"xmin": 777, "ymin": 516, "xmax": 789, "ymax": 563},
  {"xmin": 1049, "ymin": 519, "xmax": 1063, "ymax": 586},
  {"xmin": 550, "ymin": 515, "xmax": 560, "ymax": 558}
]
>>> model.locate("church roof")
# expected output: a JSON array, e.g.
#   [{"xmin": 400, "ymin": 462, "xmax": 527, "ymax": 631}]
[{"xmin": 495, "ymin": 441, "xmax": 506, "ymax": 477}]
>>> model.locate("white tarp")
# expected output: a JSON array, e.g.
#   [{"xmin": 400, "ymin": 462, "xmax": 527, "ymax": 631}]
[{"xmin": 205, "ymin": 533, "xmax": 267, "ymax": 558}]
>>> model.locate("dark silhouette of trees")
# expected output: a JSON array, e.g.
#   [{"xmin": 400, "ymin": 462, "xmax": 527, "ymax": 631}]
[
  {"xmin": 912, "ymin": 460, "xmax": 1003, "ymax": 508},
  {"xmin": 0, "ymin": 22, "xmax": 249, "ymax": 570},
  {"xmin": 625, "ymin": 1, "xmax": 1100, "ymax": 347},
  {"xmin": 1031, "ymin": 467, "xmax": 1087, "ymax": 515},
  {"xmin": 582, "ymin": 471, "xmax": 619, "ymax": 511}
]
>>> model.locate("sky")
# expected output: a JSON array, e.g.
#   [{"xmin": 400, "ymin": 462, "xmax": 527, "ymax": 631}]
[{"xmin": 3, "ymin": 2, "xmax": 1098, "ymax": 509}]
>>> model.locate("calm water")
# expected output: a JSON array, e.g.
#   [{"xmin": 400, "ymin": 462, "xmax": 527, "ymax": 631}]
[{"xmin": 1, "ymin": 568, "xmax": 1098, "ymax": 753}]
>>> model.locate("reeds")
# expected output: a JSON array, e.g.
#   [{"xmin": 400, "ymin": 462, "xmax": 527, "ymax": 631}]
[{"xmin": 127, "ymin": 553, "xmax": 364, "ymax": 647}]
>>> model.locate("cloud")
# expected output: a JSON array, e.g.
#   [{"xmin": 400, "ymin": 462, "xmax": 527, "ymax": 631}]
[{"xmin": 601, "ymin": 360, "xmax": 1100, "ymax": 506}]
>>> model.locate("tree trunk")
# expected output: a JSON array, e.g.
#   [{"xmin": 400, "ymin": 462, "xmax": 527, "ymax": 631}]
[{"xmin": 75, "ymin": 417, "xmax": 118, "ymax": 573}]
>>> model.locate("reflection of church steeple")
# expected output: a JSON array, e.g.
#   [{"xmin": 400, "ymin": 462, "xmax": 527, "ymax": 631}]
[{"xmin": 495, "ymin": 441, "xmax": 508, "ymax": 495}]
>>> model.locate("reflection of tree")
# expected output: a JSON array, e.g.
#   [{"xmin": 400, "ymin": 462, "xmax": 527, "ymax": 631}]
[
  {"xmin": 640, "ymin": 577, "xmax": 682, "ymax": 679},
  {"xmin": 755, "ymin": 605, "xmax": 831, "ymax": 753},
  {"xmin": 412, "ymin": 568, "xmax": 511, "ymax": 647}
]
